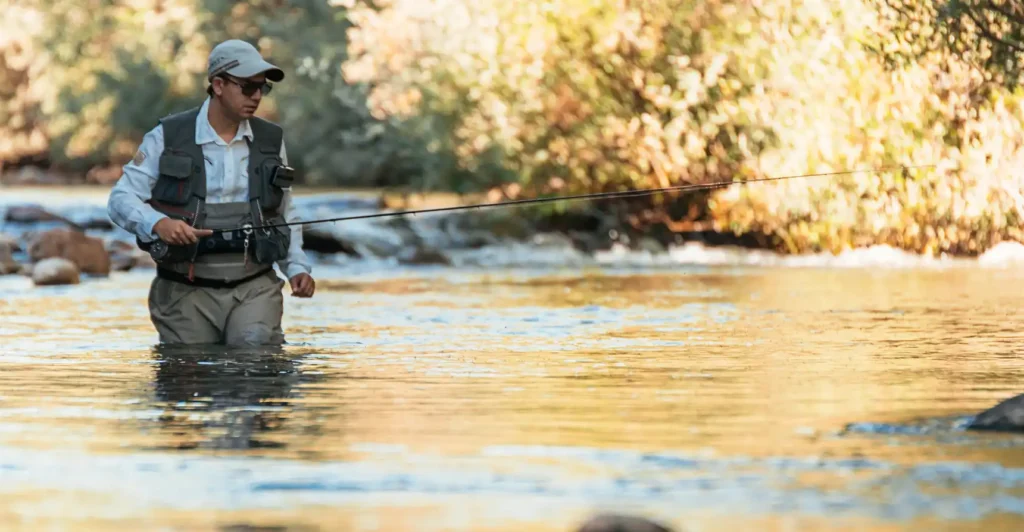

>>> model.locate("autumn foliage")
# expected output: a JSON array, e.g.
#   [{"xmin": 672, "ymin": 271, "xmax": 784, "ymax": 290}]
[
  {"xmin": 3, "ymin": 0, "xmax": 1024, "ymax": 255},
  {"xmin": 346, "ymin": 0, "xmax": 1024, "ymax": 255}
]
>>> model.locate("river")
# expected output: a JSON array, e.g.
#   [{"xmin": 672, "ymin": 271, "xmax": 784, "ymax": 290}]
[{"xmin": 2, "ymin": 188, "xmax": 1024, "ymax": 530}]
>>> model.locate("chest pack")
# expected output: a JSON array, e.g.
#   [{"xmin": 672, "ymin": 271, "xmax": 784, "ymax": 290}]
[{"xmin": 138, "ymin": 106, "xmax": 295, "ymax": 283}]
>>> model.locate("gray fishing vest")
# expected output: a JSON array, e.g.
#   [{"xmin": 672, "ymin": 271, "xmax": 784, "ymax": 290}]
[{"xmin": 140, "ymin": 106, "xmax": 293, "ymax": 282}]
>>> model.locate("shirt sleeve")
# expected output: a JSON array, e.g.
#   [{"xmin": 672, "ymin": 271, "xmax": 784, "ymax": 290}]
[
  {"xmin": 106, "ymin": 124, "xmax": 168, "ymax": 243},
  {"xmin": 274, "ymin": 140, "xmax": 314, "ymax": 279}
]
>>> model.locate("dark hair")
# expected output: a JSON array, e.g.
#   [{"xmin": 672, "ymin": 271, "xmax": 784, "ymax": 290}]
[{"xmin": 206, "ymin": 74, "xmax": 224, "ymax": 97}]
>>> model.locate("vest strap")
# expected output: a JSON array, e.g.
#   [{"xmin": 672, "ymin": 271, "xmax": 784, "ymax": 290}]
[{"xmin": 146, "ymin": 200, "xmax": 196, "ymax": 219}]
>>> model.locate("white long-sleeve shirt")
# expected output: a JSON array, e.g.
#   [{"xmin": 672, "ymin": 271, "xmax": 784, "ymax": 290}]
[{"xmin": 107, "ymin": 97, "xmax": 311, "ymax": 280}]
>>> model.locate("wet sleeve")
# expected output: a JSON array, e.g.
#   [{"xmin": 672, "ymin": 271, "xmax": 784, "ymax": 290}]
[
  {"xmin": 275, "ymin": 140, "xmax": 313, "ymax": 279},
  {"xmin": 106, "ymin": 125, "xmax": 168, "ymax": 243}
]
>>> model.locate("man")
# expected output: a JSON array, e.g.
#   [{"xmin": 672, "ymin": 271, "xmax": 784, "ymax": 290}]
[{"xmin": 108, "ymin": 39, "xmax": 315, "ymax": 347}]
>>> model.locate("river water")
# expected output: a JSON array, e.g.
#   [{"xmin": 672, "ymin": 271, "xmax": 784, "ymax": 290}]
[{"xmin": 3, "ymin": 189, "xmax": 1024, "ymax": 530}]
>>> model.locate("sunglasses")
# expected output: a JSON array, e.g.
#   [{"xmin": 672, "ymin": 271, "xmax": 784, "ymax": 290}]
[{"xmin": 221, "ymin": 76, "xmax": 273, "ymax": 97}]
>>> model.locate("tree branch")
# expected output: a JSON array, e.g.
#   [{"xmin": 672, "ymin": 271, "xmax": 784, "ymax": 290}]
[
  {"xmin": 963, "ymin": 7, "xmax": 1024, "ymax": 53},
  {"xmin": 976, "ymin": 0, "xmax": 1024, "ymax": 27}
]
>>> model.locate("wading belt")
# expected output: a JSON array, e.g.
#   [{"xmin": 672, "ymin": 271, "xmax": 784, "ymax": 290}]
[{"xmin": 156, "ymin": 267, "xmax": 271, "ymax": 289}]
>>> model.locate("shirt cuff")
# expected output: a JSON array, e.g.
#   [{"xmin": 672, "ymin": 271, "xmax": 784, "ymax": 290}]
[
  {"xmin": 285, "ymin": 263, "xmax": 311, "ymax": 280},
  {"xmin": 139, "ymin": 211, "xmax": 168, "ymax": 243}
]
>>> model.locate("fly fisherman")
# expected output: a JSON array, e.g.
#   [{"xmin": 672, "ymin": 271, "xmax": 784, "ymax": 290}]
[{"xmin": 107, "ymin": 39, "xmax": 316, "ymax": 346}]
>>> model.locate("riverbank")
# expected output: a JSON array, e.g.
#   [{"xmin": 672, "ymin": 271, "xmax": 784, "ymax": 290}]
[{"xmin": 4, "ymin": 184, "xmax": 1024, "ymax": 284}]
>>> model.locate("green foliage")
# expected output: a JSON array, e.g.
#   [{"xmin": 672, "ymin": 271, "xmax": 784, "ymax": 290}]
[
  {"xmin": 2, "ymin": 0, "xmax": 212, "ymax": 170},
  {"xmin": 0, "ymin": 0, "xmax": 420, "ymax": 186},
  {"xmin": 197, "ymin": 0, "xmax": 419, "ymax": 186}
]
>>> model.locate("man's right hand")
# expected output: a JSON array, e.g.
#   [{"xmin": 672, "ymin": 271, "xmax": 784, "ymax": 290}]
[{"xmin": 153, "ymin": 218, "xmax": 213, "ymax": 245}]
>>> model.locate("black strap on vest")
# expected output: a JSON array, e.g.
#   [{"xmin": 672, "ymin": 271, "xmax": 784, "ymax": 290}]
[
  {"xmin": 156, "ymin": 267, "xmax": 271, "ymax": 289},
  {"xmin": 157, "ymin": 105, "xmax": 285, "ymax": 209},
  {"xmin": 140, "ymin": 104, "xmax": 291, "ymax": 271},
  {"xmin": 160, "ymin": 108, "xmax": 208, "ymax": 202}
]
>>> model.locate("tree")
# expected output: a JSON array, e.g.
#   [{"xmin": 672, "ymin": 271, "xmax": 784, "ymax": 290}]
[{"xmin": 875, "ymin": 0, "xmax": 1024, "ymax": 88}]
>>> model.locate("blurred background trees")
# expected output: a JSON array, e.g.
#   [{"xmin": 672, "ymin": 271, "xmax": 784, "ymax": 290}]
[
  {"xmin": 875, "ymin": 0, "xmax": 1024, "ymax": 89},
  {"xmin": 0, "ymin": 0, "xmax": 421, "ymax": 187},
  {"xmin": 2, "ymin": 0, "xmax": 1024, "ymax": 255}
]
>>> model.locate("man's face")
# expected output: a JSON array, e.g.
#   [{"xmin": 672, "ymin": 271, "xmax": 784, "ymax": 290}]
[{"xmin": 214, "ymin": 74, "xmax": 271, "ymax": 120}]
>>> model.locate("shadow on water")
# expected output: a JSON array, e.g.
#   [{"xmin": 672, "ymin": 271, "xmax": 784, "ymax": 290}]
[{"xmin": 146, "ymin": 344, "xmax": 332, "ymax": 453}]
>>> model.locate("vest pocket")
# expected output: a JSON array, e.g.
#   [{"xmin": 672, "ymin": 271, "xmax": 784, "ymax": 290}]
[
  {"xmin": 256, "ymin": 157, "xmax": 289, "ymax": 209},
  {"xmin": 253, "ymin": 225, "xmax": 291, "ymax": 264},
  {"xmin": 153, "ymin": 153, "xmax": 195, "ymax": 206}
]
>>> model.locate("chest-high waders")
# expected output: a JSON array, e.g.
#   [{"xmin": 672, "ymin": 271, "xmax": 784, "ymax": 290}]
[{"xmin": 136, "ymin": 107, "xmax": 296, "ymax": 347}]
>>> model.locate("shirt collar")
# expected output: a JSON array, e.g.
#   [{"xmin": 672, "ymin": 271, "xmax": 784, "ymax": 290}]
[{"xmin": 194, "ymin": 96, "xmax": 254, "ymax": 146}]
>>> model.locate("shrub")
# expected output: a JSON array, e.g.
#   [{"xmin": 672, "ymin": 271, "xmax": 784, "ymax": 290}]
[{"xmin": 346, "ymin": 0, "xmax": 1024, "ymax": 255}]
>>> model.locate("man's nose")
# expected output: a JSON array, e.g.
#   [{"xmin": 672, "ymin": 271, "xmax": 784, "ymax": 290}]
[{"xmin": 251, "ymin": 89, "xmax": 263, "ymax": 102}]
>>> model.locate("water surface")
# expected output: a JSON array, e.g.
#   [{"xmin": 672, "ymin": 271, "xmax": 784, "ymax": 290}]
[{"xmin": 2, "ymin": 255, "xmax": 1024, "ymax": 530}]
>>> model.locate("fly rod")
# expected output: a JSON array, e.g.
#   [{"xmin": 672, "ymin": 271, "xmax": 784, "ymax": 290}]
[{"xmin": 220, "ymin": 163, "xmax": 934, "ymax": 234}]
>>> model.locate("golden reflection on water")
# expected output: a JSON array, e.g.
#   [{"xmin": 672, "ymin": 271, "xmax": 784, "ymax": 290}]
[{"xmin": 1, "ymin": 266, "xmax": 1024, "ymax": 530}]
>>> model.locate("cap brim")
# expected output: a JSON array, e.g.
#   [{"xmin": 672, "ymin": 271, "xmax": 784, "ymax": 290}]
[{"xmin": 228, "ymin": 60, "xmax": 285, "ymax": 82}]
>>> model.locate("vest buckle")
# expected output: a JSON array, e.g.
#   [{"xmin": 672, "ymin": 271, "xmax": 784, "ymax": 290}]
[{"xmin": 242, "ymin": 223, "xmax": 253, "ymax": 268}]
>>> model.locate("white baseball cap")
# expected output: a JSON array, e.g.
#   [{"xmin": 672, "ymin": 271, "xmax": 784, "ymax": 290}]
[{"xmin": 207, "ymin": 39, "xmax": 284, "ymax": 82}]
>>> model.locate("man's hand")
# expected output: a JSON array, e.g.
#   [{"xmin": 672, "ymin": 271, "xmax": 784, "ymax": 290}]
[
  {"xmin": 154, "ymin": 218, "xmax": 212, "ymax": 245},
  {"xmin": 289, "ymin": 273, "xmax": 315, "ymax": 298}
]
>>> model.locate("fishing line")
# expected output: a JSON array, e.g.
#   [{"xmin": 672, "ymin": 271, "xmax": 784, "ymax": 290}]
[{"xmin": 217, "ymin": 163, "xmax": 935, "ymax": 234}]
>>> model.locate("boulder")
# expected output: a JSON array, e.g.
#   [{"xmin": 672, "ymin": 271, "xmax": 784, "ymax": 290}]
[
  {"xmin": 301, "ymin": 229, "xmax": 360, "ymax": 256},
  {"xmin": 303, "ymin": 218, "xmax": 414, "ymax": 258},
  {"xmin": 295, "ymin": 196, "xmax": 530, "ymax": 259},
  {"xmin": 3, "ymin": 203, "xmax": 112, "ymax": 231},
  {"xmin": 397, "ymin": 246, "xmax": 452, "ymax": 266},
  {"xmin": 0, "ymin": 166, "xmax": 74, "ymax": 185},
  {"xmin": 106, "ymin": 239, "xmax": 136, "ymax": 272},
  {"xmin": 0, "ymin": 233, "xmax": 21, "ymax": 253},
  {"xmin": 103, "ymin": 239, "xmax": 158, "ymax": 272},
  {"xmin": 0, "ymin": 240, "xmax": 20, "ymax": 275},
  {"xmin": 109, "ymin": 250, "xmax": 136, "ymax": 272},
  {"xmin": 31, "ymin": 257, "xmax": 80, "ymax": 286},
  {"xmin": 576, "ymin": 514, "xmax": 674, "ymax": 532},
  {"xmin": 28, "ymin": 228, "xmax": 111, "ymax": 276},
  {"xmin": 967, "ymin": 394, "xmax": 1024, "ymax": 432},
  {"xmin": 636, "ymin": 237, "xmax": 666, "ymax": 254},
  {"xmin": 59, "ymin": 204, "xmax": 115, "ymax": 231},
  {"xmin": 4, "ymin": 205, "xmax": 63, "ymax": 224},
  {"xmin": 106, "ymin": 239, "xmax": 134, "ymax": 254},
  {"xmin": 133, "ymin": 252, "xmax": 157, "ymax": 269}
]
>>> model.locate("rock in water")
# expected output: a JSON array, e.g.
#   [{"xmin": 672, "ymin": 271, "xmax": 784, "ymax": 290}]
[
  {"xmin": 4, "ymin": 204, "xmax": 62, "ymax": 224},
  {"xmin": 0, "ymin": 239, "xmax": 20, "ymax": 275},
  {"xmin": 108, "ymin": 250, "xmax": 135, "ymax": 272},
  {"xmin": 27, "ymin": 228, "xmax": 111, "ymax": 276},
  {"xmin": 576, "ymin": 514, "xmax": 674, "ymax": 532},
  {"xmin": 32, "ymin": 257, "xmax": 80, "ymax": 286},
  {"xmin": 133, "ymin": 252, "xmax": 157, "ymax": 269},
  {"xmin": 397, "ymin": 246, "xmax": 452, "ymax": 266},
  {"xmin": 0, "ymin": 233, "xmax": 20, "ymax": 251},
  {"xmin": 967, "ymin": 394, "xmax": 1024, "ymax": 432},
  {"xmin": 106, "ymin": 239, "xmax": 136, "ymax": 272}
]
